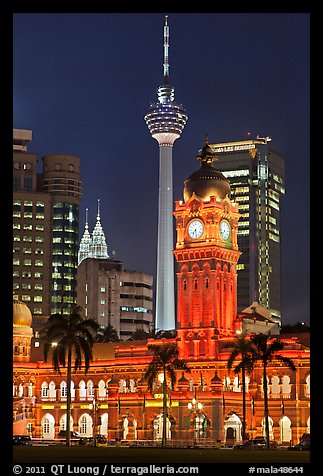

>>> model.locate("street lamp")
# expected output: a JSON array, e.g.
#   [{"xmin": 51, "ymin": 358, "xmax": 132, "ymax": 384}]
[
  {"xmin": 187, "ymin": 394, "xmax": 203, "ymax": 445},
  {"xmin": 89, "ymin": 396, "xmax": 101, "ymax": 447}
]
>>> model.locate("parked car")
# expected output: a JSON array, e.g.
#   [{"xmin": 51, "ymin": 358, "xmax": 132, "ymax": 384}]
[
  {"xmin": 79, "ymin": 435, "xmax": 108, "ymax": 447},
  {"xmin": 288, "ymin": 435, "xmax": 310, "ymax": 451},
  {"xmin": 57, "ymin": 430, "xmax": 81, "ymax": 439},
  {"xmin": 234, "ymin": 437, "xmax": 277, "ymax": 450},
  {"xmin": 13, "ymin": 435, "xmax": 32, "ymax": 446}
]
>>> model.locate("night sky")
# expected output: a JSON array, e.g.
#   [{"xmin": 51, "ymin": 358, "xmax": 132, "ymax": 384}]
[{"xmin": 13, "ymin": 12, "xmax": 310, "ymax": 326}]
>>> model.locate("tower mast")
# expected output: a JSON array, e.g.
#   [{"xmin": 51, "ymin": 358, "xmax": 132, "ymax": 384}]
[{"xmin": 144, "ymin": 15, "xmax": 188, "ymax": 330}]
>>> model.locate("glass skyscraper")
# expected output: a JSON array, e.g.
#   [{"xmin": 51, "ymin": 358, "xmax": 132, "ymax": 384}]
[
  {"xmin": 209, "ymin": 137, "xmax": 285, "ymax": 324},
  {"xmin": 13, "ymin": 129, "xmax": 83, "ymax": 316}
]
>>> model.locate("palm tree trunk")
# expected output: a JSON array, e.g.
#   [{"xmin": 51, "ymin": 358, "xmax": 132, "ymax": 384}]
[
  {"xmin": 263, "ymin": 362, "xmax": 270, "ymax": 449},
  {"xmin": 162, "ymin": 366, "xmax": 167, "ymax": 448},
  {"xmin": 66, "ymin": 346, "xmax": 72, "ymax": 447},
  {"xmin": 242, "ymin": 366, "xmax": 246, "ymax": 441}
]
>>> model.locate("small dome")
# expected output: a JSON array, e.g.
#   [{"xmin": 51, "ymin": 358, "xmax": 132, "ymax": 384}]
[
  {"xmin": 183, "ymin": 138, "xmax": 230, "ymax": 202},
  {"xmin": 13, "ymin": 300, "xmax": 32, "ymax": 327}
]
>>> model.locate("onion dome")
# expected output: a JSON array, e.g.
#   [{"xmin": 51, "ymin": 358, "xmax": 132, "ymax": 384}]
[
  {"xmin": 183, "ymin": 137, "xmax": 230, "ymax": 202},
  {"xmin": 13, "ymin": 300, "xmax": 32, "ymax": 328},
  {"xmin": 211, "ymin": 371, "xmax": 222, "ymax": 384},
  {"xmin": 178, "ymin": 371, "xmax": 189, "ymax": 384}
]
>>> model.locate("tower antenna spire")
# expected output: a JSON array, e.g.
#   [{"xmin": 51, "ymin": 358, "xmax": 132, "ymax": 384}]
[
  {"xmin": 97, "ymin": 198, "xmax": 100, "ymax": 219},
  {"xmin": 163, "ymin": 15, "xmax": 170, "ymax": 84}
]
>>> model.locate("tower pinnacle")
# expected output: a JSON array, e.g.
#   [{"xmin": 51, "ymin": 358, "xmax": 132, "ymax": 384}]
[{"xmin": 163, "ymin": 15, "xmax": 170, "ymax": 84}]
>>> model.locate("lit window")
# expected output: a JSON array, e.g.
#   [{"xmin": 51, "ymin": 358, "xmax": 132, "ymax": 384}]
[
  {"xmin": 35, "ymin": 237, "xmax": 44, "ymax": 243},
  {"xmin": 22, "ymin": 295, "xmax": 31, "ymax": 301},
  {"xmin": 100, "ymin": 299, "xmax": 105, "ymax": 305},
  {"xmin": 24, "ymin": 259, "xmax": 32, "ymax": 266},
  {"xmin": 23, "ymin": 236, "xmax": 32, "ymax": 242},
  {"xmin": 13, "ymin": 258, "xmax": 20, "ymax": 266},
  {"xmin": 34, "ymin": 296, "xmax": 43, "ymax": 302},
  {"xmin": 35, "ymin": 260, "xmax": 44, "ymax": 267}
]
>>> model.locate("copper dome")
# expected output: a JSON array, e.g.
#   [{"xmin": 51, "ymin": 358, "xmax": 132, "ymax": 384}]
[
  {"xmin": 13, "ymin": 300, "xmax": 32, "ymax": 328},
  {"xmin": 183, "ymin": 139, "xmax": 230, "ymax": 202}
]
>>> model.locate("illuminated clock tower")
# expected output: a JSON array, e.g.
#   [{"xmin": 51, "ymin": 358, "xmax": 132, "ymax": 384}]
[{"xmin": 173, "ymin": 139, "xmax": 241, "ymax": 359}]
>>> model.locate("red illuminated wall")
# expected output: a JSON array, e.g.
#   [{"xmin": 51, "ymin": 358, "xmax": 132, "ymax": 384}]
[{"xmin": 173, "ymin": 194, "xmax": 241, "ymax": 359}]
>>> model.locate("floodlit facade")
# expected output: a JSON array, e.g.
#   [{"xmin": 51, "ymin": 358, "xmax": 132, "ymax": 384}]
[
  {"xmin": 13, "ymin": 129, "xmax": 83, "ymax": 316},
  {"xmin": 13, "ymin": 142, "xmax": 309, "ymax": 447}
]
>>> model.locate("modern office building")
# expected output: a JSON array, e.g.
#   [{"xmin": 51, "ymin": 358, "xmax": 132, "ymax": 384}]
[
  {"xmin": 77, "ymin": 257, "xmax": 154, "ymax": 340},
  {"xmin": 209, "ymin": 137, "xmax": 285, "ymax": 324},
  {"xmin": 144, "ymin": 16, "xmax": 188, "ymax": 331},
  {"xmin": 13, "ymin": 128, "xmax": 83, "ymax": 316},
  {"xmin": 78, "ymin": 204, "xmax": 153, "ymax": 339}
]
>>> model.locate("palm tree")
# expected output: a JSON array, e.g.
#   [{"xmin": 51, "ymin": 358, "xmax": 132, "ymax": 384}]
[
  {"xmin": 144, "ymin": 343, "xmax": 190, "ymax": 448},
  {"xmin": 40, "ymin": 306, "xmax": 99, "ymax": 446},
  {"xmin": 96, "ymin": 323, "xmax": 120, "ymax": 342},
  {"xmin": 227, "ymin": 332, "xmax": 255, "ymax": 442},
  {"xmin": 250, "ymin": 333, "xmax": 296, "ymax": 448}
]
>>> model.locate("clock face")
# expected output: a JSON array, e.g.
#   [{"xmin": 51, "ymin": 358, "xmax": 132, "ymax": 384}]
[
  {"xmin": 220, "ymin": 220, "xmax": 231, "ymax": 240},
  {"xmin": 188, "ymin": 220, "xmax": 204, "ymax": 239}
]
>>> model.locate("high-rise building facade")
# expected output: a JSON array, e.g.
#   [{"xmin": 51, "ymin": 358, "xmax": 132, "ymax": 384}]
[
  {"xmin": 209, "ymin": 137, "xmax": 285, "ymax": 324},
  {"xmin": 77, "ymin": 257, "xmax": 153, "ymax": 340},
  {"xmin": 13, "ymin": 128, "xmax": 83, "ymax": 316},
  {"xmin": 145, "ymin": 16, "xmax": 188, "ymax": 331}
]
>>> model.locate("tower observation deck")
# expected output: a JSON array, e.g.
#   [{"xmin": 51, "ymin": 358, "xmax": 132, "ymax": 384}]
[{"xmin": 144, "ymin": 16, "xmax": 188, "ymax": 331}]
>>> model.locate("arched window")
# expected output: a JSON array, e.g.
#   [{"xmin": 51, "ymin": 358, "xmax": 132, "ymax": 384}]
[
  {"xmin": 233, "ymin": 376, "xmax": 240, "ymax": 392},
  {"xmin": 224, "ymin": 412, "xmax": 242, "ymax": 444},
  {"xmin": 153, "ymin": 413, "xmax": 171, "ymax": 441},
  {"xmin": 70, "ymin": 381, "xmax": 75, "ymax": 399},
  {"xmin": 205, "ymin": 277, "xmax": 209, "ymax": 289},
  {"xmin": 28, "ymin": 383, "xmax": 34, "ymax": 397},
  {"xmin": 41, "ymin": 382, "xmax": 49, "ymax": 398},
  {"xmin": 194, "ymin": 413, "xmax": 208, "ymax": 440},
  {"xmin": 99, "ymin": 413, "xmax": 109, "ymax": 436},
  {"xmin": 79, "ymin": 380, "xmax": 86, "ymax": 398},
  {"xmin": 41, "ymin": 413, "xmax": 55, "ymax": 439},
  {"xmin": 59, "ymin": 414, "xmax": 74, "ymax": 431},
  {"xmin": 279, "ymin": 416, "xmax": 292, "ymax": 443},
  {"xmin": 282, "ymin": 375, "xmax": 291, "ymax": 395},
  {"xmin": 305, "ymin": 375, "xmax": 310, "ymax": 398},
  {"xmin": 271, "ymin": 375, "xmax": 280, "ymax": 396},
  {"xmin": 223, "ymin": 377, "xmax": 230, "ymax": 391},
  {"xmin": 244, "ymin": 376, "xmax": 250, "ymax": 393},
  {"xmin": 98, "ymin": 380, "xmax": 106, "ymax": 398},
  {"xmin": 79, "ymin": 413, "xmax": 93, "ymax": 437},
  {"xmin": 87, "ymin": 380, "xmax": 94, "ymax": 398},
  {"xmin": 194, "ymin": 278, "xmax": 198, "ymax": 290},
  {"xmin": 119, "ymin": 378, "xmax": 127, "ymax": 393},
  {"xmin": 18, "ymin": 383, "xmax": 24, "ymax": 397},
  {"xmin": 183, "ymin": 280, "xmax": 187, "ymax": 291},
  {"xmin": 60, "ymin": 381, "xmax": 67, "ymax": 399},
  {"xmin": 261, "ymin": 417, "xmax": 274, "ymax": 440},
  {"xmin": 49, "ymin": 381, "xmax": 56, "ymax": 399}
]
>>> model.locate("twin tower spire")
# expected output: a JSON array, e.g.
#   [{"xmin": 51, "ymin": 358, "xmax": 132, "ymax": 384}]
[{"xmin": 78, "ymin": 199, "xmax": 109, "ymax": 265}]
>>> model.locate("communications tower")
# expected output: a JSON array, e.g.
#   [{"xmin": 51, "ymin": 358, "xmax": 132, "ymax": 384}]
[{"xmin": 145, "ymin": 16, "xmax": 188, "ymax": 330}]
